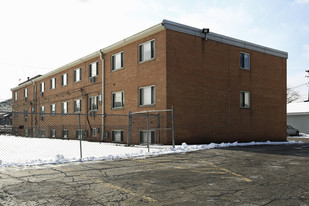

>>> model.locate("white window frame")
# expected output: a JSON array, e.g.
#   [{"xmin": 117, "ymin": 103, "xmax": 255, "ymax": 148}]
[
  {"xmin": 62, "ymin": 101, "xmax": 68, "ymax": 114},
  {"xmin": 111, "ymin": 51, "xmax": 124, "ymax": 71},
  {"xmin": 112, "ymin": 130, "xmax": 124, "ymax": 143},
  {"xmin": 139, "ymin": 85, "xmax": 155, "ymax": 106},
  {"xmin": 139, "ymin": 39, "xmax": 155, "ymax": 63},
  {"xmin": 74, "ymin": 68, "xmax": 82, "ymax": 83},
  {"xmin": 240, "ymin": 91, "xmax": 250, "ymax": 108},
  {"xmin": 39, "ymin": 129, "xmax": 46, "ymax": 138},
  {"xmin": 40, "ymin": 82, "xmax": 45, "ymax": 93},
  {"xmin": 24, "ymin": 109, "xmax": 28, "ymax": 121},
  {"xmin": 76, "ymin": 129, "xmax": 88, "ymax": 139},
  {"xmin": 62, "ymin": 73, "xmax": 68, "ymax": 86},
  {"xmin": 51, "ymin": 129, "xmax": 56, "ymax": 138},
  {"xmin": 93, "ymin": 128, "xmax": 100, "ymax": 137},
  {"xmin": 89, "ymin": 61, "xmax": 98, "ymax": 78},
  {"xmin": 240, "ymin": 52, "xmax": 250, "ymax": 70},
  {"xmin": 62, "ymin": 129, "xmax": 69, "ymax": 139},
  {"xmin": 50, "ymin": 77, "xmax": 56, "ymax": 90},
  {"xmin": 112, "ymin": 91, "xmax": 124, "ymax": 109},
  {"xmin": 40, "ymin": 106, "xmax": 45, "ymax": 117},
  {"xmin": 51, "ymin": 103, "xmax": 56, "ymax": 115},
  {"xmin": 14, "ymin": 92, "xmax": 18, "ymax": 101},
  {"xmin": 139, "ymin": 130, "xmax": 155, "ymax": 144},
  {"xmin": 89, "ymin": 96, "xmax": 98, "ymax": 111},
  {"xmin": 74, "ymin": 99, "xmax": 82, "ymax": 113},
  {"xmin": 24, "ymin": 88, "xmax": 28, "ymax": 98}
]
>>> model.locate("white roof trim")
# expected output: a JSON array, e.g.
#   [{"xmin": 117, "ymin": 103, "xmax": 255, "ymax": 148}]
[
  {"xmin": 162, "ymin": 19, "xmax": 288, "ymax": 59},
  {"xmin": 11, "ymin": 19, "xmax": 288, "ymax": 91}
]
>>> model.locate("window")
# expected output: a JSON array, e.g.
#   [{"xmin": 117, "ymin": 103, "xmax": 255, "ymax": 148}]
[
  {"xmin": 76, "ymin": 130, "xmax": 88, "ymax": 139},
  {"xmin": 240, "ymin": 91, "xmax": 250, "ymax": 108},
  {"xmin": 24, "ymin": 88, "xmax": 28, "ymax": 98},
  {"xmin": 240, "ymin": 52, "xmax": 250, "ymax": 69},
  {"xmin": 139, "ymin": 85, "xmax": 155, "ymax": 106},
  {"xmin": 14, "ymin": 112, "xmax": 18, "ymax": 120},
  {"xmin": 24, "ymin": 109, "xmax": 28, "ymax": 122},
  {"xmin": 89, "ymin": 62, "xmax": 98, "ymax": 77},
  {"xmin": 139, "ymin": 130, "xmax": 155, "ymax": 144},
  {"xmin": 62, "ymin": 130, "xmax": 69, "ymax": 139},
  {"xmin": 89, "ymin": 96, "xmax": 98, "ymax": 111},
  {"xmin": 14, "ymin": 92, "xmax": 18, "ymax": 101},
  {"xmin": 112, "ymin": 130, "xmax": 124, "ymax": 143},
  {"xmin": 50, "ymin": 77, "xmax": 56, "ymax": 90},
  {"xmin": 51, "ymin": 103, "xmax": 56, "ymax": 114},
  {"xmin": 39, "ymin": 130, "xmax": 46, "ymax": 138},
  {"xmin": 40, "ymin": 82, "xmax": 45, "ymax": 94},
  {"xmin": 111, "ymin": 52, "xmax": 124, "ymax": 71},
  {"xmin": 74, "ymin": 99, "xmax": 82, "ymax": 113},
  {"xmin": 93, "ymin": 128, "xmax": 100, "ymax": 137},
  {"xmin": 139, "ymin": 40, "xmax": 155, "ymax": 62},
  {"xmin": 51, "ymin": 129, "xmax": 56, "ymax": 138},
  {"xmin": 62, "ymin": 102, "xmax": 68, "ymax": 114},
  {"xmin": 40, "ymin": 106, "xmax": 45, "ymax": 120},
  {"xmin": 112, "ymin": 91, "xmax": 124, "ymax": 108},
  {"xmin": 74, "ymin": 68, "xmax": 82, "ymax": 82},
  {"xmin": 62, "ymin": 73, "xmax": 68, "ymax": 86},
  {"xmin": 25, "ymin": 129, "xmax": 29, "ymax": 137}
]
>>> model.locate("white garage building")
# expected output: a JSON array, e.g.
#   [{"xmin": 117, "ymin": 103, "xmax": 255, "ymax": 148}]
[{"xmin": 287, "ymin": 102, "xmax": 309, "ymax": 134}]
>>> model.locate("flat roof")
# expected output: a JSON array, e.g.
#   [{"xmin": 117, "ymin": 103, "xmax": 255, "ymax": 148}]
[
  {"xmin": 11, "ymin": 19, "xmax": 288, "ymax": 91},
  {"xmin": 287, "ymin": 102, "xmax": 309, "ymax": 115}
]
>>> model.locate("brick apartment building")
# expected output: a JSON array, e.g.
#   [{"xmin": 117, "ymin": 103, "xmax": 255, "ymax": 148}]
[{"xmin": 11, "ymin": 20, "xmax": 288, "ymax": 144}]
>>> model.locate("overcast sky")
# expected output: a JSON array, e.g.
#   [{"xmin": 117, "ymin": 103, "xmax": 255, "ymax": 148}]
[{"xmin": 1, "ymin": 0, "xmax": 309, "ymax": 101}]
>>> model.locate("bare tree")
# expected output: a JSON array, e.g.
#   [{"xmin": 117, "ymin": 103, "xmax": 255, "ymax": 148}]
[{"xmin": 287, "ymin": 87, "xmax": 300, "ymax": 104}]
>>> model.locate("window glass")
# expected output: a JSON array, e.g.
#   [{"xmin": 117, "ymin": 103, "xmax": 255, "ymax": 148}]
[
  {"xmin": 139, "ymin": 86, "xmax": 155, "ymax": 106},
  {"xmin": 139, "ymin": 40, "xmax": 155, "ymax": 62},
  {"xmin": 74, "ymin": 99, "xmax": 81, "ymax": 112},
  {"xmin": 89, "ymin": 96, "xmax": 98, "ymax": 111},
  {"xmin": 240, "ymin": 91, "xmax": 250, "ymax": 108},
  {"xmin": 240, "ymin": 53, "xmax": 250, "ymax": 69},
  {"xmin": 112, "ymin": 91, "xmax": 124, "ymax": 108}
]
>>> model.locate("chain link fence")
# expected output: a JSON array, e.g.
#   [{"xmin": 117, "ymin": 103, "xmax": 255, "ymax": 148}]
[{"xmin": 0, "ymin": 109, "xmax": 174, "ymax": 159}]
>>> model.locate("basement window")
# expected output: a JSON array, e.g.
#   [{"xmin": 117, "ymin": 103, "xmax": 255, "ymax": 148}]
[
  {"xmin": 112, "ymin": 130, "xmax": 124, "ymax": 143},
  {"xmin": 139, "ymin": 130, "xmax": 155, "ymax": 144}
]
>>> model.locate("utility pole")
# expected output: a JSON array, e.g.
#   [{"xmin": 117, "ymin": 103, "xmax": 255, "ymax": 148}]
[{"xmin": 305, "ymin": 70, "xmax": 309, "ymax": 139}]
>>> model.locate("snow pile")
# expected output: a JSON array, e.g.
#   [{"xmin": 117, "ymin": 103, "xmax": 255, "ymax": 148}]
[{"xmin": 0, "ymin": 135, "xmax": 302, "ymax": 168}]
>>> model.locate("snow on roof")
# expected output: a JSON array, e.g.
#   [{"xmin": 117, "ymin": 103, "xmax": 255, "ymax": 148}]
[{"xmin": 287, "ymin": 102, "xmax": 309, "ymax": 115}]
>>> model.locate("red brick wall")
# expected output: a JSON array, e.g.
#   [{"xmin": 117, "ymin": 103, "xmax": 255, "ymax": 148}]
[{"xmin": 166, "ymin": 30, "xmax": 287, "ymax": 144}]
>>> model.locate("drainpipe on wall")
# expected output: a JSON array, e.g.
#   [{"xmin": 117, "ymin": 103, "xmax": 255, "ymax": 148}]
[
  {"xmin": 99, "ymin": 50, "xmax": 105, "ymax": 141},
  {"xmin": 31, "ymin": 80, "xmax": 37, "ymax": 137}
]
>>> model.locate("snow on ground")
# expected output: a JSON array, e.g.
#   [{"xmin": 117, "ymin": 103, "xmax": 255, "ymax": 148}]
[{"xmin": 0, "ymin": 135, "xmax": 304, "ymax": 168}]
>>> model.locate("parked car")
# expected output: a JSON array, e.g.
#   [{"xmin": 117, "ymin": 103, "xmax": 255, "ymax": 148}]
[{"xmin": 287, "ymin": 125, "xmax": 299, "ymax": 136}]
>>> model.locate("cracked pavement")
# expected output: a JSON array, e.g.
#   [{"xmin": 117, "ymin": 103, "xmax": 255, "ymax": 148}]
[{"xmin": 0, "ymin": 143, "xmax": 309, "ymax": 205}]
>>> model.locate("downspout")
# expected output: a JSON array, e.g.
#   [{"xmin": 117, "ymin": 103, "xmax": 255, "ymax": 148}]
[
  {"xmin": 31, "ymin": 80, "xmax": 37, "ymax": 137},
  {"xmin": 99, "ymin": 50, "xmax": 105, "ymax": 141}
]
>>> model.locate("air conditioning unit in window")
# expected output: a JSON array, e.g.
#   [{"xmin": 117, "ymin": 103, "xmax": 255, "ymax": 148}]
[{"xmin": 90, "ymin": 77, "xmax": 96, "ymax": 83}]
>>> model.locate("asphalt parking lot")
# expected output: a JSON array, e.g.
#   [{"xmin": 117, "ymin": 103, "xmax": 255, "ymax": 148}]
[{"xmin": 1, "ymin": 142, "xmax": 309, "ymax": 205}]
